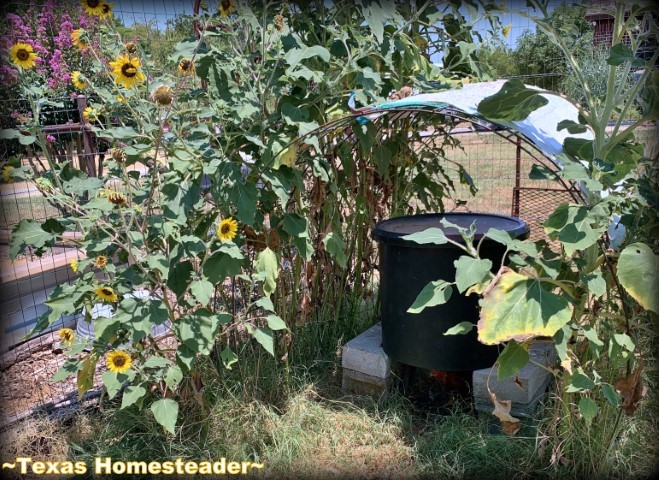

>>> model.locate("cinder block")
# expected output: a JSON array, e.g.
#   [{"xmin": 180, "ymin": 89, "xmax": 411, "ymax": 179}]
[
  {"xmin": 342, "ymin": 368, "xmax": 391, "ymax": 397},
  {"xmin": 475, "ymin": 374, "xmax": 553, "ymax": 418},
  {"xmin": 473, "ymin": 340, "xmax": 557, "ymax": 415},
  {"xmin": 341, "ymin": 323, "xmax": 391, "ymax": 378}
]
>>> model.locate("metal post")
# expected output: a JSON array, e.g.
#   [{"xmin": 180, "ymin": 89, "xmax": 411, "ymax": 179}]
[
  {"xmin": 76, "ymin": 95, "xmax": 96, "ymax": 178},
  {"xmin": 513, "ymin": 135, "xmax": 521, "ymax": 217}
]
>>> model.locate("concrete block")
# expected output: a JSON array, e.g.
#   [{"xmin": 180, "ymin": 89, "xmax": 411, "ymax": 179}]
[
  {"xmin": 475, "ymin": 373, "xmax": 553, "ymax": 418},
  {"xmin": 342, "ymin": 368, "xmax": 391, "ymax": 397},
  {"xmin": 473, "ymin": 340, "xmax": 557, "ymax": 410},
  {"xmin": 342, "ymin": 323, "xmax": 391, "ymax": 378}
]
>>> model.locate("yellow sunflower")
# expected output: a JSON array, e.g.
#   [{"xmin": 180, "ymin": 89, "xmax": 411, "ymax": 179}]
[
  {"xmin": 109, "ymin": 54, "xmax": 146, "ymax": 89},
  {"xmin": 59, "ymin": 328, "xmax": 75, "ymax": 346},
  {"xmin": 107, "ymin": 190, "xmax": 127, "ymax": 206},
  {"xmin": 93, "ymin": 255, "xmax": 108, "ymax": 268},
  {"xmin": 219, "ymin": 0, "xmax": 236, "ymax": 18},
  {"xmin": 177, "ymin": 58, "xmax": 195, "ymax": 76},
  {"xmin": 9, "ymin": 42, "xmax": 37, "ymax": 70},
  {"xmin": 106, "ymin": 350, "xmax": 132, "ymax": 373},
  {"xmin": 83, "ymin": 106, "xmax": 99, "ymax": 122},
  {"xmin": 71, "ymin": 29, "xmax": 87, "ymax": 50},
  {"xmin": 217, "ymin": 217, "xmax": 238, "ymax": 242},
  {"xmin": 71, "ymin": 71, "xmax": 86, "ymax": 89},
  {"xmin": 2, "ymin": 165, "xmax": 15, "ymax": 183},
  {"xmin": 81, "ymin": 0, "xmax": 106, "ymax": 17},
  {"xmin": 70, "ymin": 259, "xmax": 79, "ymax": 273},
  {"xmin": 98, "ymin": 1, "xmax": 114, "ymax": 19},
  {"xmin": 95, "ymin": 286, "xmax": 118, "ymax": 302}
]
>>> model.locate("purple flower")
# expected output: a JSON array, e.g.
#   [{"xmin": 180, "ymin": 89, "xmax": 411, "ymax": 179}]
[{"xmin": 46, "ymin": 134, "xmax": 56, "ymax": 143}]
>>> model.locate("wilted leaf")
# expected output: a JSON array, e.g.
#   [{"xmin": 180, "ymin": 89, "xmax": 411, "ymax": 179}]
[
  {"xmin": 478, "ymin": 270, "xmax": 573, "ymax": 345},
  {"xmin": 490, "ymin": 391, "xmax": 520, "ymax": 436},
  {"xmin": 614, "ymin": 362, "xmax": 647, "ymax": 415}
]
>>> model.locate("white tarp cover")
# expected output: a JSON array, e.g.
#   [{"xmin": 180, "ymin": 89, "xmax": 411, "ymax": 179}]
[{"xmin": 377, "ymin": 80, "xmax": 594, "ymax": 160}]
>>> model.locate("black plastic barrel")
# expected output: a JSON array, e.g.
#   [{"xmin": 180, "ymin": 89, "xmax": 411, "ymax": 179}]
[{"xmin": 373, "ymin": 213, "xmax": 529, "ymax": 371}]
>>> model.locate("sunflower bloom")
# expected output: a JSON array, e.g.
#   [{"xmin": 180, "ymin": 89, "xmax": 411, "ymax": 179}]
[
  {"xmin": 177, "ymin": 58, "xmax": 194, "ymax": 76},
  {"xmin": 71, "ymin": 29, "xmax": 87, "ymax": 50},
  {"xmin": 2, "ymin": 165, "xmax": 15, "ymax": 183},
  {"xmin": 83, "ymin": 106, "xmax": 99, "ymax": 122},
  {"xmin": 109, "ymin": 54, "xmax": 146, "ymax": 89},
  {"xmin": 95, "ymin": 286, "xmax": 118, "ymax": 302},
  {"xmin": 9, "ymin": 42, "xmax": 37, "ymax": 70},
  {"xmin": 72, "ymin": 71, "xmax": 86, "ymax": 89},
  {"xmin": 81, "ymin": 0, "xmax": 106, "ymax": 17},
  {"xmin": 107, "ymin": 190, "xmax": 127, "ymax": 206},
  {"xmin": 106, "ymin": 350, "xmax": 132, "ymax": 373},
  {"xmin": 59, "ymin": 328, "xmax": 75, "ymax": 346},
  {"xmin": 93, "ymin": 255, "xmax": 108, "ymax": 268},
  {"xmin": 217, "ymin": 217, "xmax": 238, "ymax": 242},
  {"xmin": 98, "ymin": 1, "xmax": 114, "ymax": 19},
  {"xmin": 219, "ymin": 0, "xmax": 235, "ymax": 18},
  {"xmin": 70, "ymin": 259, "xmax": 79, "ymax": 273}
]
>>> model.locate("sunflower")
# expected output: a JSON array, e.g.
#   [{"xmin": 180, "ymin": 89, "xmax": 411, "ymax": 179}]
[
  {"xmin": 177, "ymin": 58, "xmax": 194, "ymax": 76},
  {"xmin": 2, "ymin": 165, "xmax": 15, "ymax": 183},
  {"xmin": 110, "ymin": 147, "xmax": 125, "ymax": 163},
  {"xmin": 219, "ymin": 0, "xmax": 236, "ymax": 18},
  {"xmin": 109, "ymin": 54, "xmax": 146, "ymax": 89},
  {"xmin": 70, "ymin": 259, "xmax": 79, "ymax": 273},
  {"xmin": 81, "ymin": 0, "xmax": 106, "ymax": 17},
  {"xmin": 93, "ymin": 255, "xmax": 108, "ymax": 268},
  {"xmin": 117, "ymin": 94, "xmax": 126, "ymax": 103},
  {"xmin": 98, "ymin": 1, "xmax": 114, "ymax": 19},
  {"xmin": 124, "ymin": 42, "xmax": 137, "ymax": 54},
  {"xmin": 152, "ymin": 85, "xmax": 173, "ymax": 106},
  {"xmin": 71, "ymin": 29, "xmax": 87, "ymax": 50},
  {"xmin": 71, "ymin": 71, "xmax": 86, "ymax": 89},
  {"xmin": 107, "ymin": 190, "xmax": 127, "ymax": 206},
  {"xmin": 106, "ymin": 350, "xmax": 132, "ymax": 374},
  {"xmin": 217, "ymin": 217, "xmax": 238, "ymax": 242},
  {"xmin": 9, "ymin": 42, "xmax": 37, "ymax": 70},
  {"xmin": 83, "ymin": 106, "xmax": 99, "ymax": 122},
  {"xmin": 59, "ymin": 328, "xmax": 75, "ymax": 346},
  {"xmin": 95, "ymin": 286, "xmax": 118, "ymax": 302}
]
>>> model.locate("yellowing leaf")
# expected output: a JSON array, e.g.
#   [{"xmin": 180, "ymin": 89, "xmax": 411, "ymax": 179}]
[
  {"xmin": 490, "ymin": 391, "xmax": 520, "ymax": 436},
  {"xmin": 478, "ymin": 271, "xmax": 573, "ymax": 345}
]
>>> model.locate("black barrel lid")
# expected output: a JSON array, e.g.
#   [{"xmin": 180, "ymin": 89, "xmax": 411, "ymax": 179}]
[{"xmin": 372, "ymin": 212, "xmax": 529, "ymax": 246}]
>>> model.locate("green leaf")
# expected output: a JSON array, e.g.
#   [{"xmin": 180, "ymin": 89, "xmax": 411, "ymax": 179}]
[
  {"xmin": 52, "ymin": 359, "xmax": 81, "ymax": 382},
  {"xmin": 606, "ymin": 43, "xmax": 645, "ymax": 67},
  {"xmin": 582, "ymin": 271, "xmax": 606, "ymax": 297},
  {"xmin": 617, "ymin": 242, "xmax": 658, "ymax": 314},
  {"xmin": 578, "ymin": 397, "xmax": 598, "ymax": 427},
  {"xmin": 613, "ymin": 333, "xmax": 635, "ymax": 352},
  {"xmin": 18, "ymin": 135, "xmax": 37, "ymax": 145},
  {"xmin": 563, "ymin": 137, "xmax": 594, "ymax": 161},
  {"xmin": 151, "ymin": 398, "xmax": 179, "ymax": 435},
  {"xmin": 529, "ymin": 164, "xmax": 557, "ymax": 180},
  {"xmin": 220, "ymin": 345, "xmax": 238, "ymax": 369},
  {"xmin": 251, "ymin": 327, "xmax": 275, "ymax": 356},
  {"xmin": 284, "ymin": 45, "xmax": 331, "ymax": 71},
  {"xmin": 566, "ymin": 370, "xmax": 596, "ymax": 392},
  {"xmin": 477, "ymin": 79, "xmax": 549, "ymax": 121},
  {"xmin": 601, "ymin": 383, "xmax": 620, "ymax": 407},
  {"xmin": 143, "ymin": 357, "xmax": 172, "ymax": 369},
  {"xmin": 444, "ymin": 321, "xmax": 475, "ymax": 336},
  {"xmin": 10, "ymin": 220, "xmax": 57, "ymax": 259},
  {"xmin": 203, "ymin": 251, "xmax": 243, "ymax": 284},
  {"xmin": 544, "ymin": 204, "xmax": 606, "ymax": 256},
  {"xmin": 255, "ymin": 247, "xmax": 279, "ymax": 297},
  {"xmin": 582, "ymin": 326, "xmax": 604, "ymax": 351},
  {"xmin": 266, "ymin": 314, "xmax": 287, "ymax": 331},
  {"xmin": 230, "ymin": 181, "xmax": 258, "ymax": 225},
  {"xmin": 408, "ymin": 280, "xmax": 453, "ymax": 314},
  {"xmin": 496, "ymin": 341, "xmax": 529, "ymax": 380},
  {"xmin": 121, "ymin": 385, "xmax": 146, "ymax": 409},
  {"xmin": 62, "ymin": 176, "xmax": 104, "ymax": 197},
  {"xmin": 322, "ymin": 232, "xmax": 348, "ymax": 267},
  {"xmin": 167, "ymin": 260, "xmax": 193, "ymax": 298},
  {"xmin": 161, "ymin": 181, "xmax": 201, "ymax": 225},
  {"xmin": 164, "ymin": 366, "xmax": 183, "ymax": 389},
  {"xmin": 174, "ymin": 309, "xmax": 231, "ymax": 355},
  {"xmin": 454, "ymin": 256, "xmax": 492, "ymax": 293},
  {"xmin": 190, "ymin": 279, "xmax": 214, "ymax": 305},
  {"xmin": 402, "ymin": 227, "xmax": 448, "ymax": 245},
  {"xmin": 362, "ymin": 1, "xmax": 396, "ymax": 43},
  {"xmin": 478, "ymin": 271, "xmax": 573, "ymax": 345},
  {"xmin": 98, "ymin": 126, "xmax": 141, "ymax": 141},
  {"xmin": 102, "ymin": 371, "xmax": 132, "ymax": 400},
  {"xmin": 282, "ymin": 213, "xmax": 308, "ymax": 237},
  {"xmin": 556, "ymin": 119, "xmax": 587, "ymax": 134},
  {"xmin": 254, "ymin": 296, "xmax": 275, "ymax": 313}
]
